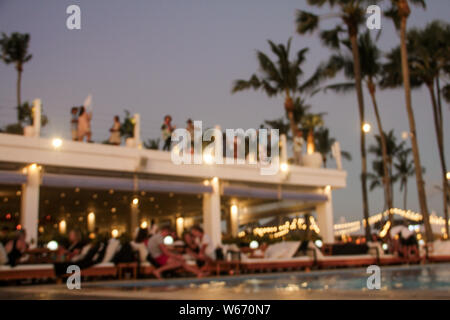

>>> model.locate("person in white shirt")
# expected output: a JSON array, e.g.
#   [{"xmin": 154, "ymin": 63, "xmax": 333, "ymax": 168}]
[
  {"xmin": 293, "ymin": 130, "xmax": 305, "ymax": 165},
  {"xmin": 190, "ymin": 226, "xmax": 215, "ymax": 268}
]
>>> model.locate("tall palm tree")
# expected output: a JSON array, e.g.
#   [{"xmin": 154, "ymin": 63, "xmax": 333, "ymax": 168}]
[
  {"xmin": 315, "ymin": 127, "xmax": 351, "ymax": 168},
  {"xmin": 232, "ymin": 39, "xmax": 315, "ymax": 156},
  {"xmin": 406, "ymin": 21, "xmax": 450, "ymax": 236},
  {"xmin": 394, "ymin": 148, "xmax": 416, "ymax": 210},
  {"xmin": 296, "ymin": 0, "xmax": 374, "ymax": 239},
  {"xmin": 301, "ymin": 113, "xmax": 324, "ymax": 154},
  {"xmin": 384, "ymin": 0, "xmax": 433, "ymax": 241},
  {"xmin": 369, "ymin": 130, "xmax": 405, "ymax": 209},
  {"xmin": 0, "ymin": 32, "xmax": 32, "ymax": 108},
  {"xmin": 315, "ymin": 31, "xmax": 394, "ymax": 215}
]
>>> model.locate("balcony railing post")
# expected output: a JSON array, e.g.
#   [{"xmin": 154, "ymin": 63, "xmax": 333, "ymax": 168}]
[{"xmin": 32, "ymin": 99, "xmax": 41, "ymax": 137}]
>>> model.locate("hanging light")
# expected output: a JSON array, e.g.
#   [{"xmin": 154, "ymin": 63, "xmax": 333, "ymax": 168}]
[{"xmin": 362, "ymin": 123, "xmax": 371, "ymax": 133}]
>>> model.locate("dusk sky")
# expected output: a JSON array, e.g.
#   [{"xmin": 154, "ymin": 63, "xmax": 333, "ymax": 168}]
[{"xmin": 0, "ymin": 0, "xmax": 449, "ymax": 223}]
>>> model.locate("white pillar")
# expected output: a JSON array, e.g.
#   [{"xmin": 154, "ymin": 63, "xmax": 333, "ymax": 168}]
[
  {"xmin": 130, "ymin": 204, "xmax": 139, "ymax": 235},
  {"xmin": 230, "ymin": 204, "xmax": 239, "ymax": 237},
  {"xmin": 133, "ymin": 113, "xmax": 141, "ymax": 148},
  {"xmin": 203, "ymin": 178, "xmax": 222, "ymax": 248},
  {"xmin": 316, "ymin": 186, "xmax": 334, "ymax": 243},
  {"xmin": 33, "ymin": 99, "xmax": 41, "ymax": 137},
  {"xmin": 21, "ymin": 164, "xmax": 41, "ymax": 247},
  {"xmin": 280, "ymin": 134, "xmax": 288, "ymax": 164}
]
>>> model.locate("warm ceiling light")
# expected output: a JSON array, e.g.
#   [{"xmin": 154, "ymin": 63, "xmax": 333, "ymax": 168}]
[
  {"xmin": 29, "ymin": 163, "xmax": 38, "ymax": 171},
  {"xmin": 111, "ymin": 229, "xmax": 119, "ymax": 238},
  {"xmin": 140, "ymin": 221, "xmax": 148, "ymax": 229},
  {"xmin": 132, "ymin": 198, "xmax": 139, "ymax": 205},
  {"xmin": 52, "ymin": 138, "xmax": 63, "ymax": 149},
  {"xmin": 362, "ymin": 123, "xmax": 371, "ymax": 133},
  {"xmin": 212, "ymin": 177, "xmax": 218, "ymax": 184},
  {"xmin": 447, "ymin": 172, "xmax": 450, "ymax": 180}
]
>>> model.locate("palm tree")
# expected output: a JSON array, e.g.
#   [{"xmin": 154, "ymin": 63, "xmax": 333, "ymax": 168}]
[
  {"xmin": 369, "ymin": 130, "xmax": 404, "ymax": 209},
  {"xmin": 384, "ymin": 0, "xmax": 433, "ymax": 242},
  {"xmin": 0, "ymin": 32, "xmax": 32, "ymax": 108},
  {"xmin": 301, "ymin": 113, "xmax": 324, "ymax": 155},
  {"xmin": 263, "ymin": 118, "xmax": 290, "ymax": 138},
  {"xmin": 296, "ymin": 0, "xmax": 373, "ymax": 239},
  {"xmin": 394, "ymin": 148, "xmax": 416, "ymax": 210},
  {"xmin": 315, "ymin": 127, "xmax": 351, "ymax": 168},
  {"xmin": 315, "ymin": 31, "xmax": 394, "ymax": 214},
  {"xmin": 406, "ymin": 21, "xmax": 450, "ymax": 236},
  {"xmin": 232, "ymin": 38, "xmax": 316, "ymax": 156}
]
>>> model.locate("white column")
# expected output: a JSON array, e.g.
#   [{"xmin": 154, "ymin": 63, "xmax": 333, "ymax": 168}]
[
  {"xmin": 133, "ymin": 113, "xmax": 141, "ymax": 148},
  {"xmin": 130, "ymin": 205, "xmax": 139, "ymax": 235},
  {"xmin": 230, "ymin": 204, "xmax": 239, "ymax": 237},
  {"xmin": 32, "ymin": 99, "xmax": 41, "ymax": 137},
  {"xmin": 203, "ymin": 178, "xmax": 222, "ymax": 248},
  {"xmin": 21, "ymin": 164, "xmax": 41, "ymax": 247},
  {"xmin": 316, "ymin": 186, "xmax": 334, "ymax": 243},
  {"xmin": 280, "ymin": 134, "xmax": 288, "ymax": 164}
]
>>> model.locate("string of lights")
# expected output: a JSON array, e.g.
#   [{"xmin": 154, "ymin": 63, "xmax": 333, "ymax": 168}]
[{"xmin": 333, "ymin": 208, "xmax": 450, "ymax": 236}]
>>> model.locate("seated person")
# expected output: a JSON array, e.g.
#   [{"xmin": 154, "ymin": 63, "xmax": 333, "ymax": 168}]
[
  {"xmin": 182, "ymin": 230, "xmax": 199, "ymax": 256},
  {"xmin": 57, "ymin": 229, "xmax": 85, "ymax": 261},
  {"xmin": 3, "ymin": 229, "xmax": 28, "ymax": 267},
  {"xmin": 0, "ymin": 226, "xmax": 10, "ymax": 246},
  {"xmin": 53, "ymin": 234, "xmax": 109, "ymax": 277},
  {"xmin": 147, "ymin": 226, "xmax": 204, "ymax": 279},
  {"xmin": 190, "ymin": 226, "xmax": 215, "ymax": 267}
]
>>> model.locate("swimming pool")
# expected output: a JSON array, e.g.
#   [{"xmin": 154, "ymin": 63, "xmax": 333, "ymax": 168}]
[{"xmin": 92, "ymin": 263, "xmax": 450, "ymax": 292}]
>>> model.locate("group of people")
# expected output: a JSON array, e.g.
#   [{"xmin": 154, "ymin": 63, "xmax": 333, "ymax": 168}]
[
  {"xmin": 19, "ymin": 223, "xmax": 217, "ymax": 279},
  {"xmin": 135, "ymin": 224, "xmax": 215, "ymax": 278},
  {"xmin": 70, "ymin": 107, "xmax": 122, "ymax": 145},
  {"xmin": 0, "ymin": 228, "xmax": 28, "ymax": 267}
]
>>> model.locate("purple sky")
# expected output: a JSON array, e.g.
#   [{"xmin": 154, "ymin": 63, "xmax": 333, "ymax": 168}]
[{"xmin": 0, "ymin": 0, "xmax": 449, "ymax": 223}]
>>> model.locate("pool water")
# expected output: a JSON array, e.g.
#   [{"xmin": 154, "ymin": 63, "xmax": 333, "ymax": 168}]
[{"xmin": 93, "ymin": 263, "xmax": 450, "ymax": 292}]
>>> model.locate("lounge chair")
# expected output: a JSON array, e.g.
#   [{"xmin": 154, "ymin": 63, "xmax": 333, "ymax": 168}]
[
  {"xmin": 313, "ymin": 243, "xmax": 377, "ymax": 268},
  {"xmin": 130, "ymin": 241, "xmax": 155, "ymax": 276},
  {"xmin": 427, "ymin": 240, "xmax": 450, "ymax": 263},
  {"xmin": 240, "ymin": 241, "xmax": 314, "ymax": 273},
  {"xmin": 60, "ymin": 239, "xmax": 120, "ymax": 279},
  {"xmin": 0, "ymin": 263, "xmax": 55, "ymax": 281},
  {"xmin": 367, "ymin": 241, "xmax": 406, "ymax": 265}
]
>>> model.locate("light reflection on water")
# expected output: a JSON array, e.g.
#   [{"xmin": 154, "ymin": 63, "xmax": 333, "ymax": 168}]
[{"xmin": 94, "ymin": 263, "xmax": 450, "ymax": 293}]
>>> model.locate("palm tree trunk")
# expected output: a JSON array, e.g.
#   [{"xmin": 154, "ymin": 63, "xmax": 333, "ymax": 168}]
[
  {"xmin": 17, "ymin": 67, "xmax": 22, "ymax": 108},
  {"xmin": 426, "ymin": 82, "xmax": 449, "ymax": 236},
  {"xmin": 398, "ymin": 2, "xmax": 433, "ymax": 242},
  {"xmin": 284, "ymin": 91, "xmax": 300, "ymax": 161},
  {"xmin": 368, "ymin": 79, "xmax": 394, "ymax": 214},
  {"xmin": 349, "ymin": 31, "xmax": 371, "ymax": 240},
  {"xmin": 404, "ymin": 179, "xmax": 408, "ymax": 210}
]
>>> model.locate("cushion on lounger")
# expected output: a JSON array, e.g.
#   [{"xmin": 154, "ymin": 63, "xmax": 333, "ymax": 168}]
[
  {"xmin": 130, "ymin": 241, "xmax": 148, "ymax": 262},
  {"xmin": 430, "ymin": 240, "xmax": 450, "ymax": 256},
  {"xmin": 0, "ymin": 243, "xmax": 8, "ymax": 265},
  {"xmin": 72, "ymin": 244, "xmax": 92, "ymax": 262},
  {"xmin": 264, "ymin": 241, "xmax": 301, "ymax": 259},
  {"xmin": 0, "ymin": 264, "xmax": 53, "ymax": 271},
  {"xmin": 102, "ymin": 239, "xmax": 121, "ymax": 263}
]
